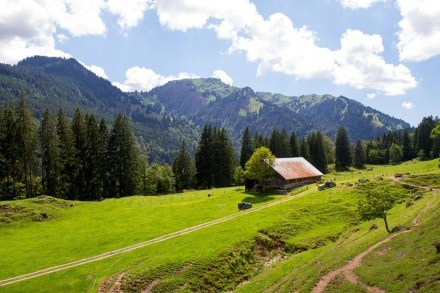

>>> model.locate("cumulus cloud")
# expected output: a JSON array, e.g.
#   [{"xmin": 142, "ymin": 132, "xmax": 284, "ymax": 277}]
[
  {"xmin": 339, "ymin": 0, "xmax": 385, "ymax": 9},
  {"xmin": 113, "ymin": 66, "xmax": 199, "ymax": 92},
  {"xmin": 80, "ymin": 62, "xmax": 109, "ymax": 79},
  {"xmin": 0, "ymin": 0, "xmax": 155, "ymax": 64},
  {"xmin": 402, "ymin": 101, "xmax": 415, "ymax": 109},
  {"xmin": 396, "ymin": 0, "xmax": 440, "ymax": 61},
  {"xmin": 106, "ymin": 0, "xmax": 154, "ymax": 31},
  {"xmin": 332, "ymin": 29, "xmax": 417, "ymax": 95},
  {"xmin": 212, "ymin": 70, "xmax": 233, "ymax": 85},
  {"xmin": 154, "ymin": 0, "xmax": 417, "ymax": 95}
]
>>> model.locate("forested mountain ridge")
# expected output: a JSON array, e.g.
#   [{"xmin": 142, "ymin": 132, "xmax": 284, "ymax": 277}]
[
  {"xmin": 0, "ymin": 56, "xmax": 410, "ymax": 163},
  {"xmin": 141, "ymin": 78, "xmax": 410, "ymax": 141}
]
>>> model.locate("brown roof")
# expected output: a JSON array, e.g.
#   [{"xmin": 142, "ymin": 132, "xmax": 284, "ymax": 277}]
[{"xmin": 272, "ymin": 157, "xmax": 323, "ymax": 180}]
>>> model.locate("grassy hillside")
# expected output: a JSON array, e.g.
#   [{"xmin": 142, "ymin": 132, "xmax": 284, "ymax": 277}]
[{"xmin": 0, "ymin": 160, "xmax": 438, "ymax": 292}]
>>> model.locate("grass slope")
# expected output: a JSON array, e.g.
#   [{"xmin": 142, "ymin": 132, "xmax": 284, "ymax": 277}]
[{"xmin": 0, "ymin": 160, "xmax": 438, "ymax": 292}]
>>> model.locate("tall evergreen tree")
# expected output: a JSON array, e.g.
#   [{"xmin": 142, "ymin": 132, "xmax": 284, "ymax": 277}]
[
  {"xmin": 71, "ymin": 108, "xmax": 86, "ymax": 196},
  {"xmin": 172, "ymin": 140, "xmax": 196, "ymax": 191},
  {"xmin": 97, "ymin": 118, "xmax": 110, "ymax": 198},
  {"xmin": 83, "ymin": 114, "xmax": 100, "ymax": 200},
  {"xmin": 213, "ymin": 128, "xmax": 235, "ymax": 187},
  {"xmin": 108, "ymin": 114, "xmax": 138, "ymax": 197},
  {"xmin": 39, "ymin": 109, "xmax": 60, "ymax": 196},
  {"xmin": 414, "ymin": 116, "xmax": 435, "ymax": 159},
  {"xmin": 57, "ymin": 109, "xmax": 78, "ymax": 200},
  {"xmin": 269, "ymin": 128, "xmax": 290, "ymax": 157},
  {"xmin": 353, "ymin": 140, "xmax": 365, "ymax": 169},
  {"xmin": 195, "ymin": 125, "xmax": 215, "ymax": 189},
  {"xmin": 2, "ymin": 105, "xmax": 20, "ymax": 199},
  {"xmin": 290, "ymin": 131, "xmax": 299, "ymax": 157},
  {"xmin": 240, "ymin": 127, "xmax": 254, "ymax": 168},
  {"xmin": 15, "ymin": 91, "xmax": 37, "ymax": 198},
  {"xmin": 335, "ymin": 126, "xmax": 352, "ymax": 171},
  {"xmin": 299, "ymin": 137, "xmax": 310, "ymax": 161},
  {"xmin": 402, "ymin": 129, "xmax": 413, "ymax": 161}
]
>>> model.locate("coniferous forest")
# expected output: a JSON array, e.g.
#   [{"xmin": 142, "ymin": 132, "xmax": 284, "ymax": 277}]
[{"xmin": 1, "ymin": 91, "xmax": 439, "ymax": 201}]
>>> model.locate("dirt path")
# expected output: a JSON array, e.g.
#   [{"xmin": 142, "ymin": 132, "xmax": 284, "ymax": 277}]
[
  {"xmin": 311, "ymin": 197, "xmax": 428, "ymax": 293},
  {"xmin": 0, "ymin": 188, "xmax": 313, "ymax": 288}
]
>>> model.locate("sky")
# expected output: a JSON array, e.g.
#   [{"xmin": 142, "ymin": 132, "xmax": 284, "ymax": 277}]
[{"xmin": 1, "ymin": 0, "xmax": 439, "ymax": 126}]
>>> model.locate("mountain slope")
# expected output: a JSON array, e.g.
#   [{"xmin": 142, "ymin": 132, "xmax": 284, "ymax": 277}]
[{"xmin": 0, "ymin": 56, "xmax": 411, "ymax": 163}]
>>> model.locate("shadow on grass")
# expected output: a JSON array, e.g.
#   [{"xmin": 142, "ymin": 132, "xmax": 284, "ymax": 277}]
[{"xmin": 240, "ymin": 192, "xmax": 276, "ymax": 204}]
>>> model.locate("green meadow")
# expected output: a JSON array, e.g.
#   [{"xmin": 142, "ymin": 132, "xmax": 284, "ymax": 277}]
[{"xmin": 0, "ymin": 159, "xmax": 439, "ymax": 292}]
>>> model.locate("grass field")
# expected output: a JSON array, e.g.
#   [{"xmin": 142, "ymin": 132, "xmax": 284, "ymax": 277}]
[{"xmin": 0, "ymin": 159, "xmax": 439, "ymax": 292}]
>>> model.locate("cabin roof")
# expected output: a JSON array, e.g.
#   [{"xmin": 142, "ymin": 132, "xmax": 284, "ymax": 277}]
[{"xmin": 272, "ymin": 157, "xmax": 323, "ymax": 180}]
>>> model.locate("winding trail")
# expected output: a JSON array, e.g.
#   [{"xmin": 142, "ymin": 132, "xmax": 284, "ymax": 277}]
[
  {"xmin": 0, "ymin": 188, "xmax": 313, "ymax": 288},
  {"xmin": 311, "ymin": 182, "xmax": 432, "ymax": 293}
]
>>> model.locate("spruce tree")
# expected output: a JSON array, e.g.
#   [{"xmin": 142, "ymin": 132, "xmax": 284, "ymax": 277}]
[
  {"xmin": 353, "ymin": 140, "xmax": 365, "ymax": 169},
  {"xmin": 414, "ymin": 116, "xmax": 435, "ymax": 159},
  {"xmin": 402, "ymin": 129, "xmax": 413, "ymax": 161},
  {"xmin": 2, "ymin": 105, "xmax": 20, "ymax": 199},
  {"xmin": 108, "ymin": 114, "xmax": 138, "ymax": 197},
  {"xmin": 97, "ymin": 118, "xmax": 110, "ymax": 198},
  {"xmin": 240, "ymin": 127, "xmax": 254, "ymax": 168},
  {"xmin": 195, "ymin": 125, "xmax": 215, "ymax": 189},
  {"xmin": 213, "ymin": 128, "xmax": 235, "ymax": 187},
  {"xmin": 39, "ymin": 109, "xmax": 60, "ymax": 197},
  {"xmin": 290, "ymin": 131, "xmax": 299, "ymax": 157},
  {"xmin": 15, "ymin": 91, "xmax": 37, "ymax": 198},
  {"xmin": 172, "ymin": 140, "xmax": 196, "ymax": 191},
  {"xmin": 71, "ymin": 108, "xmax": 86, "ymax": 196},
  {"xmin": 57, "ymin": 109, "xmax": 78, "ymax": 200},
  {"xmin": 83, "ymin": 114, "xmax": 100, "ymax": 200},
  {"xmin": 335, "ymin": 126, "xmax": 352, "ymax": 171}
]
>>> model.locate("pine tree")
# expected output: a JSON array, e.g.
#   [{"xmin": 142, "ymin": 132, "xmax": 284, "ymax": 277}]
[
  {"xmin": 353, "ymin": 140, "xmax": 365, "ymax": 169},
  {"xmin": 290, "ymin": 131, "xmax": 299, "ymax": 157},
  {"xmin": 39, "ymin": 109, "xmax": 60, "ymax": 196},
  {"xmin": 335, "ymin": 126, "xmax": 352, "ymax": 171},
  {"xmin": 414, "ymin": 116, "xmax": 435, "ymax": 159},
  {"xmin": 2, "ymin": 105, "xmax": 20, "ymax": 199},
  {"xmin": 83, "ymin": 114, "xmax": 100, "ymax": 200},
  {"xmin": 402, "ymin": 129, "xmax": 413, "ymax": 161},
  {"xmin": 71, "ymin": 108, "xmax": 86, "ymax": 196},
  {"xmin": 213, "ymin": 128, "xmax": 235, "ymax": 187},
  {"xmin": 15, "ymin": 91, "xmax": 37, "ymax": 198},
  {"xmin": 172, "ymin": 140, "xmax": 196, "ymax": 191},
  {"xmin": 97, "ymin": 118, "xmax": 110, "ymax": 198},
  {"xmin": 299, "ymin": 137, "xmax": 310, "ymax": 161},
  {"xmin": 108, "ymin": 114, "xmax": 138, "ymax": 197},
  {"xmin": 57, "ymin": 109, "xmax": 78, "ymax": 200},
  {"xmin": 195, "ymin": 125, "xmax": 215, "ymax": 189},
  {"xmin": 240, "ymin": 127, "xmax": 254, "ymax": 168}
]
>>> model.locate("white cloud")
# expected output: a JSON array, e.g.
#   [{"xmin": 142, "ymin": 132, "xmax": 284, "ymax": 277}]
[
  {"xmin": 367, "ymin": 93, "xmax": 376, "ymax": 99},
  {"xmin": 106, "ymin": 0, "xmax": 154, "ymax": 31},
  {"xmin": 339, "ymin": 0, "xmax": 385, "ymax": 9},
  {"xmin": 212, "ymin": 70, "xmax": 233, "ymax": 85},
  {"xmin": 154, "ymin": 0, "xmax": 417, "ymax": 95},
  {"xmin": 396, "ymin": 0, "xmax": 440, "ymax": 61},
  {"xmin": 54, "ymin": 0, "xmax": 107, "ymax": 37},
  {"xmin": 332, "ymin": 29, "xmax": 417, "ymax": 95},
  {"xmin": 402, "ymin": 101, "xmax": 414, "ymax": 109},
  {"xmin": 114, "ymin": 66, "xmax": 199, "ymax": 92},
  {"xmin": 0, "ymin": 0, "xmax": 107, "ymax": 64},
  {"xmin": 80, "ymin": 62, "xmax": 109, "ymax": 79}
]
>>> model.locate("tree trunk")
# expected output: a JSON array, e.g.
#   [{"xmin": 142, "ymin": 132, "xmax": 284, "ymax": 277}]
[{"xmin": 383, "ymin": 215, "xmax": 391, "ymax": 233}]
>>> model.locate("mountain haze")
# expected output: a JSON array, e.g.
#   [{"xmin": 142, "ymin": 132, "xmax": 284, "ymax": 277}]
[{"xmin": 0, "ymin": 56, "xmax": 410, "ymax": 163}]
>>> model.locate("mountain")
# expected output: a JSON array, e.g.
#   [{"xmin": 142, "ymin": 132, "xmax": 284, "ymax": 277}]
[
  {"xmin": 0, "ymin": 56, "xmax": 411, "ymax": 163},
  {"xmin": 141, "ymin": 78, "xmax": 409, "ymax": 142}
]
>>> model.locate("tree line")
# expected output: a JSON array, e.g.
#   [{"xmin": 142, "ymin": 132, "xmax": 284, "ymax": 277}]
[
  {"xmin": 0, "ymin": 93, "xmax": 175, "ymax": 200},
  {"xmin": 1, "ymin": 92, "xmax": 439, "ymax": 200}
]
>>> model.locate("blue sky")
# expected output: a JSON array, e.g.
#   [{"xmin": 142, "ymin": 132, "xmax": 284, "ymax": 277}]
[{"xmin": 1, "ymin": 0, "xmax": 439, "ymax": 126}]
